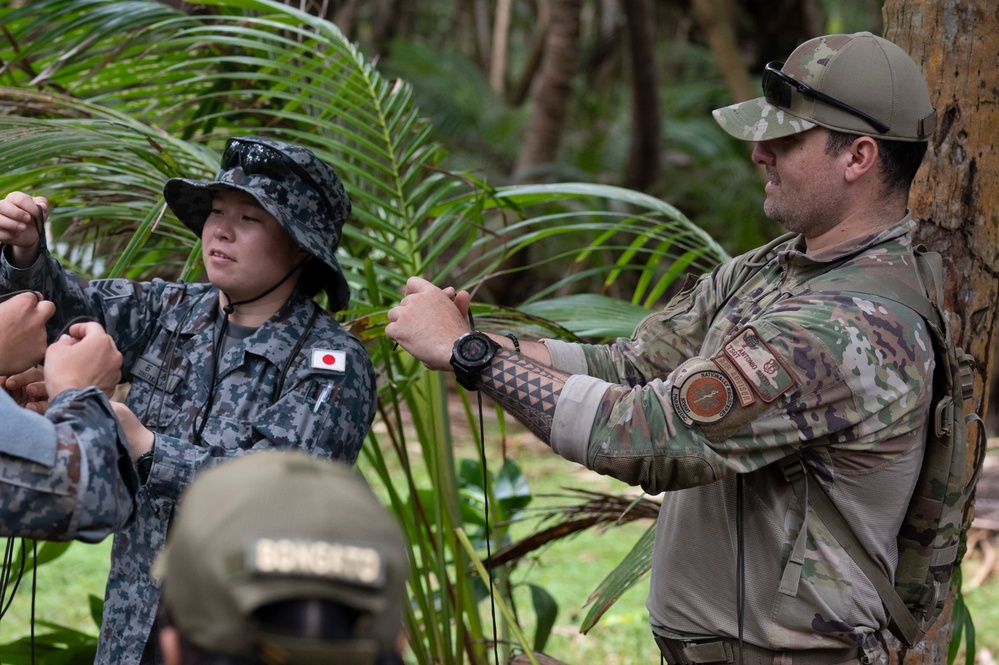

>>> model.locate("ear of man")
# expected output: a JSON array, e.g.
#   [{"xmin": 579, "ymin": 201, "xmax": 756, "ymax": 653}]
[{"xmin": 842, "ymin": 135, "xmax": 880, "ymax": 184}]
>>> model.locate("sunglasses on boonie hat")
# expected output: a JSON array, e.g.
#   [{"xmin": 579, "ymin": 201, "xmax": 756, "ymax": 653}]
[{"xmin": 221, "ymin": 138, "xmax": 339, "ymax": 223}]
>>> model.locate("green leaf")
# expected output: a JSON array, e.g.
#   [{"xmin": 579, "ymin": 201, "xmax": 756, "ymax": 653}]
[
  {"xmin": 528, "ymin": 583, "xmax": 559, "ymax": 653},
  {"xmin": 579, "ymin": 522, "xmax": 656, "ymax": 633}
]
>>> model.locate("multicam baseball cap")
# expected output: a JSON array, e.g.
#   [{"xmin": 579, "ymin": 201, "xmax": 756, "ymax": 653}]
[
  {"xmin": 154, "ymin": 451, "xmax": 409, "ymax": 665},
  {"xmin": 164, "ymin": 137, "xmax": 353, "ymax": 311},
  {"xmin": 713, "ymin": 32, "xmax": 936, "ymax": 142}
]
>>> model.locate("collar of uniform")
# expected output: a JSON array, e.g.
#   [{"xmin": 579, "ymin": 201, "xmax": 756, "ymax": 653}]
[
  {"xmin": 156, "ymin": 286, "xmax": 321, "ymax": 369},
  {"xmin": 229, "ymin": 288, "xmax": 321, "ymax": 366},
  {"xmin": 779, "ymin": 213, "xmax": 915, "ymax": 267}
]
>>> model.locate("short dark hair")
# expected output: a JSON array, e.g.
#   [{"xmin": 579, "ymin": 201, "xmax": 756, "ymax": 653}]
[
  {"xmin": 161, "ymin": 599, "xmax": 404, "ymax": 665},
  {"xmin": 175, "ymin": 634, "xmax": 253, "ymax": 665},
  {"xmin": 825, "ymin": 131, "xmax": 928, "ymax": 197},
  {"xmin": 295, "ymin": 257, "xmax": 326, "ymax": 299}
]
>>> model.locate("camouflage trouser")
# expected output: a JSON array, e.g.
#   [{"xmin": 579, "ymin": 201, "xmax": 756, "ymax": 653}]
[{"xmin": 653, "ymin": 635, "xmax": 867, "ymax": 665}]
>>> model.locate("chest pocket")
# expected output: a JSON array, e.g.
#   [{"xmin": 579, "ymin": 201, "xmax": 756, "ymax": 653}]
[
  {"xmin": 126, "ymin": 354, "xmax": 192, "ymax": 430},
  {"xmin": 252, "ymin": 378, "xmax": 345, "ymax": 456},
  {"xmin": 195, "ymin": 413, "xmax": 257, "ymax": 451}
]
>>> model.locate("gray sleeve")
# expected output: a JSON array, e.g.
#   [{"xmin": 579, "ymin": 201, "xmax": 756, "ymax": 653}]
[
  {"xmin": 550, "ymin": 374, "xmax": 611, "ymax": 467},
  {"xmin": 0, "ymin": 391, "xmax": 57, "ymax": 466},
  {"xmin": 541, "ymin": 338, "xmax": 589, "ymax": 374}
]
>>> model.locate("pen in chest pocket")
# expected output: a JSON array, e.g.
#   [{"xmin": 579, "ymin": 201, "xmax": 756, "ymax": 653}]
[{"xmin": 313, "ymin": 383, "xmax": 333, "ymax": 414}]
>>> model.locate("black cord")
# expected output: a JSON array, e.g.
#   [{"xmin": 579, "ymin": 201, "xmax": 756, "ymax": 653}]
[
  {"xmin": 30, "ymin": 540, "xmax": 37, "ymax": 665},
  {"xmin": 0, "ymin": 538, "xmax": 13, "ymax": 620},
  {"xmin": 271, "ymin": 304, "xmax": 320, "ymax": 402},
  {"xmin": 194, "ymin": 260, "xmax": 309, "ymax": 443},
  {"xmin": 467, "ymin": 310, "xmax": 500, "ymax": 665},
  {"xmin": 55, "ymin": 315, "xmax": 97, "ymax": 340},
  {"xmin": 736, "ymin": 475, "xmax": 745, "ymax": 665},
  {"xmin": 0, "ymin": 539, "xmax": 26, "ymax": 619},
  {"xmin": 0, "ymin": 289, "xmax": 41, "ymax": 304}
]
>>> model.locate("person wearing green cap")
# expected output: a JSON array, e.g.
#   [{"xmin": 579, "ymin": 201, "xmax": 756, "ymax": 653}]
[
  {"xmin": 388, "ymin": 32, "xmax": 940, "ymax": 664},
  {"xmin": 0, "ymin": 137, "xmax": 377, "ymax": 664},
  {"xmin": 154, "ymin": 450, "xmax": 409, "ymax": 665}
]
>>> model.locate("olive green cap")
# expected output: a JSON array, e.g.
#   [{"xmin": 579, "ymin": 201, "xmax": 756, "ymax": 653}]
[
  {"xmin": 713, "ymin": 32, "xmax": 936, "ymax": 142},
  {"xmin": 154, "ymin": 451, "xmax": 408, "ymax": 665}
]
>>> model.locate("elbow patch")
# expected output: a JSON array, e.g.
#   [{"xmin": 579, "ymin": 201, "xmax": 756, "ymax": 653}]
[{"xmin": 671, "ymin": 327, "xmax": 796, "ymax": 443}]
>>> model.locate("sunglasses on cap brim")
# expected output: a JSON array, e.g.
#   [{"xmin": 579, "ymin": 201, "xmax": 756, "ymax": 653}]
[
  {"xmin": 762, "ymin": 61, "xmax": 890, "ymax": 135},
  {"xmin": 221, "ymin": 139, "xmax": 338, "ymax": 222}
]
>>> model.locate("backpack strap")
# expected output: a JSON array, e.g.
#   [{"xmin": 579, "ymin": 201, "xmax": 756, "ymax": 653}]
[
  {"xmin": 784, "ymin": 247, "xmax": 947, "ymax": 647},
  {"xmin": 807, "ymin": 248, "xmax": 943, "ymax": 334},
  {"xmin": 781, "ymin": 459, "xmax": 922, "ymax": 646}
]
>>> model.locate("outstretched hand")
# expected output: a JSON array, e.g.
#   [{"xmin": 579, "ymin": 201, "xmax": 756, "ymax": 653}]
[{"xmin": 385, "ymin": 276, "xmax": 473, "ymax": 371}]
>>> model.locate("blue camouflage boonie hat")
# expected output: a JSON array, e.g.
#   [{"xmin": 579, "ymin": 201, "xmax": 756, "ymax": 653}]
[{"xmin": 164, "ymin": 137, "xmax": 353, "ymax": 311}]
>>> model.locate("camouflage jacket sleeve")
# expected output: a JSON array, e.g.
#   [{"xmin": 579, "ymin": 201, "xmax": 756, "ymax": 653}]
[
  {"xmin": 0, "ymin": 388, "xmax": 138, "ymax": 542},
  {"xmin": 548, "ymin": 226, "xmax": 934, "ymax": 495},
  {"xmin": 0, "ymin": 246, "xmax": 168, "ymax": 363},
  {"xmin": 546, "ymin": 238, "xmax": 787, "ymax": 385}
]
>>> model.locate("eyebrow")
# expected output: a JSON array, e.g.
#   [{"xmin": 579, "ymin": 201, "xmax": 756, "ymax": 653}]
[{"xmin": 211, "ymin": 191, "xmax": 265, "ymax": 208}]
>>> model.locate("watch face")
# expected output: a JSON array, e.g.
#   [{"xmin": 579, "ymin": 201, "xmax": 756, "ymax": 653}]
[{"xmin": 459, "ymin": 334, "xmax": 492, "ymax": 362}]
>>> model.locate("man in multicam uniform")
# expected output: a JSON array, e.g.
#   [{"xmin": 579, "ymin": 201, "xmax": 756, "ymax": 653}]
[
  {"xmin": 0, "ymin": 292, "xmax": 136, "ymax": 541},
  {"xmin": 387, "ymin": 32, "xmax": 939, "ymax": 665},
  {"xmin": 0, "ymin": 137, "xmax": 377, "ymax": 664}
]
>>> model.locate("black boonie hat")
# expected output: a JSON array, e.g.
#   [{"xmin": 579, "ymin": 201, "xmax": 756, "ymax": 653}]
[{"xmin": 164, "ymin": 137, "xmax": 352, "ymax": 311}]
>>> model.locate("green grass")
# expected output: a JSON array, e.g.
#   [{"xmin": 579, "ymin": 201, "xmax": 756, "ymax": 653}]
[
  {"xmin": 2, "ymin": 434, "xmax": 997, "ymax": 664},
  {"xmin": 0, "ymin": 539, "xmax": 109, "ymax": 640}
]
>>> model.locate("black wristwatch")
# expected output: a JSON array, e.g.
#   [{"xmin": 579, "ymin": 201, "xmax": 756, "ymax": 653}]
[
  {"xmin": 450, "ymin": 331, "xmax": 500, "ymax": 391},
  {"xmin": 136, "ymin": 450, "xmax": 154, "ymax": 484}
]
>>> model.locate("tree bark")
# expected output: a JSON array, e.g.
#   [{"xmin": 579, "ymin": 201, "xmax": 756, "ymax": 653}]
[
  {"xmin": 691, "ymin": 0, "xmax": 755, "ymax": 104},
  {"xmin": 514, "ymin": 0, "xmax": 581, "ymax": 180},
  {"xmin": 489, "ymin": 0, "xmax": 513, "ymax": 95},
  {"xmin": 621, "ymin": 0, "xmax": 660, "ymax": 192},
  {"xmin": 883, "ymin": 0, "xmax": 999, "ymax": 662}
]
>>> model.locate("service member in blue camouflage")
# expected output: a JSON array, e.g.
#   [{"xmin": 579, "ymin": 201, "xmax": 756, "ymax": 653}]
[
  {"xmin": 388, "ymin": 33, "xmax": 939, "ymax": 664},
  {"xmin": 0, "ymin": 292, "xmax": 136, "ymax": 542},
  {"xmin": 0, "ymin": 137, "xmax": 377, "ymax": 665}
]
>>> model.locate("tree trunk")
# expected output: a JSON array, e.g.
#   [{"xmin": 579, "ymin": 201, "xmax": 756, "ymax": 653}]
[
  {"xmin": 506, "ymin": 5, "xmax": 550, "ymax": 108},
  {"xmin": 884, "ymin": 0, "xmax": 999, "ymax": 662},
  {"xmin": 621, "ymin": 0, "xmax": 660, "ymax": 192},
  {"xmin": 691, "ymin": 0, "xmax": 755, "ymax": 104},
  {"xmin": 489, "ymin": 0, "xmax": 513, "ymax": 95},
  {"xmin": 514, "ymin": 0, "xmax": 581, "ymax": 180}
]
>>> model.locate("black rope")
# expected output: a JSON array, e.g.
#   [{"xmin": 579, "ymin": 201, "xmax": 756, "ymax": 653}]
[
  {"xmin": 736, "ymin": 475, "xmax": 745, "ymax": 665},
  {"xmin": 467, "ymin": 309, "xmax": 500, "ymax": 665},
  {"xmin": 30, "ymin": 540, "xmax": 37, "ymax": 665},
  {"xmin": 193, "ymin": 260, "xmax": 308, "ymax": 443},
  {"xmin": 0, "ymin": 290, "xmax": 41, "ymax": 304}
]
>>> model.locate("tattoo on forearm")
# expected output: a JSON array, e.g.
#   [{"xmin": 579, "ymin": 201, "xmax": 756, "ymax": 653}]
[{"xmin": 477, "ymin": 349, "xmax": 568, "ymax": 444}]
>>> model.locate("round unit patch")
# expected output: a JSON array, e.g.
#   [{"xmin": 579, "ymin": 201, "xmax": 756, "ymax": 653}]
[{"xmin": 671, "ymin": 368, "xmax": 735, "ymax": 427}]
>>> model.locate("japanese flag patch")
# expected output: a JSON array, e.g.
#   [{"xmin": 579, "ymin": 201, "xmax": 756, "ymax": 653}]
[{"xmin": 311, "ymin": 349, "xmax": 347, "ymax": 373}]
